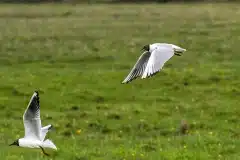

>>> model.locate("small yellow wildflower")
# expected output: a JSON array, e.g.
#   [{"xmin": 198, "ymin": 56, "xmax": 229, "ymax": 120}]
[
  {"xmin": 209, "ymin": 131, "xmax": 213, "ymax": 135},
  {"xmin": 76, "ymin": 129, "xmax": 81, "ymax": 134}
]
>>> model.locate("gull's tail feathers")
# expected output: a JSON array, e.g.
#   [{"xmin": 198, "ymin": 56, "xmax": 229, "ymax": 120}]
[
  {"xmin": 171, "ymin": 44, "xmax": 186, "ymax": 53},
  {"xmin": 42, "ymin": 139, "xmax": 57, "ymax": 150}
]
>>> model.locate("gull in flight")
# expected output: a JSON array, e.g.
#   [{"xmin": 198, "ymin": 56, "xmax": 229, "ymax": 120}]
[
  {"xmin": 122, "ymin": 43, "xmax": 186, "ymax": 84},
  {"xmin": 9, "ymin": 91, "xmax": 57, "ymax": 156}
]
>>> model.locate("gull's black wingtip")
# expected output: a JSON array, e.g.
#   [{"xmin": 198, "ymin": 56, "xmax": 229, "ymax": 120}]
[
  {"xmin": 49, "ymin": 124, "xmax": 53, "ymax": 130},
  {"xmin": 121, "ymin": 78, "xmax": 136, "ymax": 84},
  {"xmin": 121, "ymin": 81, "xmax": 129, "ymax": 84}
]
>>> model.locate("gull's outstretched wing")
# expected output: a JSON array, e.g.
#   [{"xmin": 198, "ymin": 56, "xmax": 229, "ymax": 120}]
[
  {"xmin": 23, "ymin": 91, "xmax": 42, "ymax": 140},
  {"xmin": 141, "ymin": 46, "xmax": 174, "ymax": 79},
  {"xmin": 122, "ymin": 51, "xmax": 151, "ymax": 84},
  {"xmin": 41, "ymin": 125, "xmax": 52, "ymax": 141}
]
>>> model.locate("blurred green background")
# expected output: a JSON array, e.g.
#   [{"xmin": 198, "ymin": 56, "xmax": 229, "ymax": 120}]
[{"xmin": 0, "ymin": 1, "xmax": 239, "ymax": 160}]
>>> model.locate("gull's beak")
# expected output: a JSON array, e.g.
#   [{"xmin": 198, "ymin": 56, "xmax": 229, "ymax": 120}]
[
  {"xmin": 9, "ymin": 141, "xmax": 17, "ymax": 146},
  {"xmin": 9, "ymin": 142, "xmax": 14, "ymax": 146}
]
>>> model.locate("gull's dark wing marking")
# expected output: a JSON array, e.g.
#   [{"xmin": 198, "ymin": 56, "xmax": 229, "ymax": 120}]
[{"xmin": 122, "ymin": 51, "xmax": 151, "ymax": 84}]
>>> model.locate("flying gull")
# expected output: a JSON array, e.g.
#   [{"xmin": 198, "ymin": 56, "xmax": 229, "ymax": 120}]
[
  {"xmin": 9, "ymin": 91, "xmax": 57, "ymax": 156},
  {"xmin": 122, "ymin": 43, "xmax": 186, "ymax": 84}
]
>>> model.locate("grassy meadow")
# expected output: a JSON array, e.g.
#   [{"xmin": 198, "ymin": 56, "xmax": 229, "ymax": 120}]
[{"xmin": 0, "ymin": 3, "xmax": 239, "ymax": 160}]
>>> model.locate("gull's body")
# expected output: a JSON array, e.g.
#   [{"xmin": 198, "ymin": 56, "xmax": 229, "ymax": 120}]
[
  {"xmin": 122, "ymin": 43, "xmax": 186, "ymax": 84},
  {"xmin": 10, "ymin": 91, "xmax": 57, "ymax": 156}
]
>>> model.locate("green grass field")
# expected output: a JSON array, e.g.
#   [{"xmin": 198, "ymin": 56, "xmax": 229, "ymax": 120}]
[{"xmin": 0, "ymin": 3, "xmax": 239, "ymax": 160}]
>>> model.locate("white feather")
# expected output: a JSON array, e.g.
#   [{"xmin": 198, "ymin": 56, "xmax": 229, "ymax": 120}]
[{"xmin": 23, "ymin": 92, "xmax": 41, "ymax": 140}]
